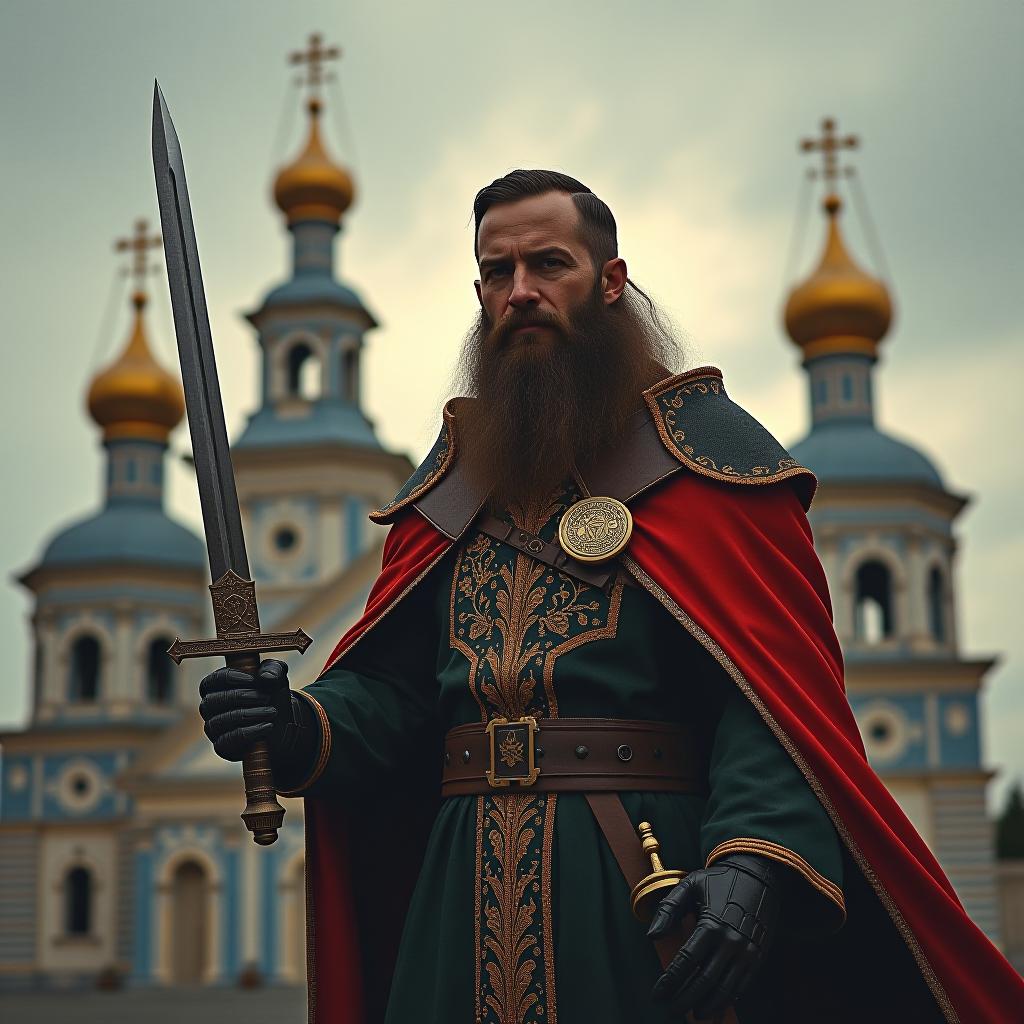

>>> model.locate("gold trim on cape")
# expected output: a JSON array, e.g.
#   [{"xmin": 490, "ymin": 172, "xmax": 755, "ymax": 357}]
[
  {"xmin": 369, "ymin": 400, "xmax": 460, "ymax": 523},
  {"xmin": 620, "ymin": 553, "xmax": 959, "ymax": 1024}
]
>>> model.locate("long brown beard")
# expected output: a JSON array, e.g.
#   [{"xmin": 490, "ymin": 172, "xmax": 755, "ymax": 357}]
[{"xmin": 453, "ymin": 282, "xmax": 681, "ymax": 512}]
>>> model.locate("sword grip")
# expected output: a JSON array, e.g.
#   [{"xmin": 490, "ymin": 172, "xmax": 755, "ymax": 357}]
[{"xmin": 230, "ymin": 651, "xmax": 286, "ymax": 845}]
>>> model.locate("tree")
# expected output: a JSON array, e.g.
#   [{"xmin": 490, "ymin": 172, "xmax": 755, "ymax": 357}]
[{"xmin": 996, "ymin": 781, "xmax": 1024, "ymax": 859}]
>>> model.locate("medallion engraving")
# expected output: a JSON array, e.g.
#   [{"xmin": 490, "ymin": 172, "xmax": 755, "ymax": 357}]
[{"xmin": 557, "ymin": 496, "xmax": 633, "ymax": 563}]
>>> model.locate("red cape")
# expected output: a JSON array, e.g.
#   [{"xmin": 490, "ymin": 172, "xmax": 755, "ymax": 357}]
[{"xmin": 303, "ymin": 471, "xmax": 1022, "ymax": 1023}]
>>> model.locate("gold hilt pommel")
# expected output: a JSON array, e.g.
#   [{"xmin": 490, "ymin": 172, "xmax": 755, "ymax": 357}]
[{"xmin": 630, "ymin": 821, "xmax": 688, "ymax": 922}]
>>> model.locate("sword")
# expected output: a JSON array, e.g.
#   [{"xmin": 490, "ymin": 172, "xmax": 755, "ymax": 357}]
[{"xmin": 151, "ymin": 82, "xmax": 312, "ymax": 846}]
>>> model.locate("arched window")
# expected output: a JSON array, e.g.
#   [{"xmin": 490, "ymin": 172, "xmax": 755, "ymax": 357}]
[
  {"xmin": 342, "ymin": 348, "xmax": 359, "ymax": 403},
  {"xmin": 64, "ymin": 866, "xmax": 93, "ymax": 935},
  {"xmin": 855, "ymin": 560, "xmax": 894, "ymax": 644},
  {"xmin": 928, "ymin": 566, "xmax": 946, "ymax": 642},
  {"xmin": 287, "ymin": 343, "xmax": 321, "ymax": 401},
  {"xmin": 69, "ymin": 635, "xmax": 101, "ymax": 702},
  {"xmin": 147, "ymin": 637, "xmax": 175, "ymax": 704}
]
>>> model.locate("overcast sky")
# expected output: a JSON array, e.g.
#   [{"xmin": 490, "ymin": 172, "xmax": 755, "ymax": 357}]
[{"xmin": 1, "ymin": 0, "xmax": 1021, "ymax": 810}]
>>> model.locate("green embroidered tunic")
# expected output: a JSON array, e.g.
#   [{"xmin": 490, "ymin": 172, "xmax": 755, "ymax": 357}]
[{"xmin": 294, "ymin": 482, "xmax": 845, "ymax": 1024}]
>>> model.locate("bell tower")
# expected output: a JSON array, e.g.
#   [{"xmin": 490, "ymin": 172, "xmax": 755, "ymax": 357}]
[
  {"xmin": 1, "ymin": 219, "xmax": 206, "ymax": 986},
  {"xmin": 232, "ymin": 34, "xmax": 411, "ymax": 625},
  {"xmin": 782, "ymin": 120, "xmax": 1000, "ymax": 940},
  {"xmin": 19, "ymin": 219, "xmax": 206, "ymax": 727}
]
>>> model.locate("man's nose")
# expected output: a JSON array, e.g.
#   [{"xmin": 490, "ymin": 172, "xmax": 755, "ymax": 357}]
[{"xmin": 508, "ymin": 267, "xmax": 540, "ymax": 309}]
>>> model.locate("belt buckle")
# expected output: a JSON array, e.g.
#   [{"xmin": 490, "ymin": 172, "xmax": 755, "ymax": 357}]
[{"xmin": 486, "ymin": 716, "xmax": 540, "ymax": 788}]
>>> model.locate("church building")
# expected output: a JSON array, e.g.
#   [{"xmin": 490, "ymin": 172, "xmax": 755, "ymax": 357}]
[
  {"xmin": 782, "ymin": 120, "xmax": 1000, "ymax": 941},
  {"xmin": 0, "ymin": 36, "xmax": 411, "ymax": 989},
  {"xmin": 0, "ymin": 60, "xmax": 1005, "ymax": 987}
]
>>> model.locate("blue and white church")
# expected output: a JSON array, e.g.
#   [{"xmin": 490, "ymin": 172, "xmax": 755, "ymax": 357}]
[
  {"xmin": 782, "ymin": 121, "xmax": 1001, "ymax": 941},
  {"xmin": 0, "ymin": 95, "xmax": 1005, "ymax": 988},
  {"xmin": 0, "ymin": 45, "xmax": 413, "ymax": 989}
]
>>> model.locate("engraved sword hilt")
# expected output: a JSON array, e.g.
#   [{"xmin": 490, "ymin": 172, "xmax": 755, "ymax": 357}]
[{"xmin": 167, "ymin": 570, "xmax": 313, "ymax": 846}]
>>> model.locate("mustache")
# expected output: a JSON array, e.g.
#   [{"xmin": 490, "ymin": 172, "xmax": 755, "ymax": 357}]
[{"xmin": 486, "ymin": 308, "xmax": 569, "ymax": 348}]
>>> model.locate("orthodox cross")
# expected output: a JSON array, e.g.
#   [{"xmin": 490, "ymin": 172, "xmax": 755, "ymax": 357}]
[
  {"xmin": 799, "ymin": 117, "xmax": 859, "ymax": 185},
  {"xmin": 115, "ymin": 218, "xmax": 162, "ymax": 289},
  {"xmin": 289, "ymin": 32, "xmax": 341, "ymax": 98}
]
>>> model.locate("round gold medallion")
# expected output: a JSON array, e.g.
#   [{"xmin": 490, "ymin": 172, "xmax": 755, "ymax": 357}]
[{"xmin": 558, "ymin": 496, "xmax": 633, "ymax": 563}]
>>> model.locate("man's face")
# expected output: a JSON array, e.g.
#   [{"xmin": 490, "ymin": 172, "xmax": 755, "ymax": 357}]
[{"xmin": 474, "ymin": 191, "xmax": 624, "ymax": 343}]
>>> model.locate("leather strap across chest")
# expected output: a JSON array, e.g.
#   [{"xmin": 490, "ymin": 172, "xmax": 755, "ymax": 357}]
[
  {"xmin": 474, "ymin": 513, "xmax": 633, "ymax": 592},
  {"xmin": 412, "ymin": 407, "xmax": 680, "ymax": 543},
  {"xmin": 413, "ymin": 407, "xmax": 681, "ymax": 589},
  {"xmin": 441, "ymin": 717, "xmax": 707, "ymax": 798}
]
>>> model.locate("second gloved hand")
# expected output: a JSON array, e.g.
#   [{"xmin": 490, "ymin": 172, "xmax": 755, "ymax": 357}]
[
  {"xmin": 647, "ymin": 852, "xmax": 785, "ymax": 1021},
  {"xmin": 199, "ymin": 658, "xmax": 297, "ymax": 762}
]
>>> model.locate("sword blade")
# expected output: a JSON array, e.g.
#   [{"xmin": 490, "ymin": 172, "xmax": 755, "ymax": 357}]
[{"xmin": 151, "ymin": 81, "xmax": 248, "ymax": 583}]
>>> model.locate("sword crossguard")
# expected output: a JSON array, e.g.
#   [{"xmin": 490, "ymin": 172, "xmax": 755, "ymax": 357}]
[
  {"xmin": 166, "ymin": 629, "xmax": 313, "ymax": 665},
  {"xmin": 162, "ymin": 570, "xmax": 313, "ymax": 847},
  {"xmin": 166, "ymin": 570, "xmax": 312, "ymax": 664}
]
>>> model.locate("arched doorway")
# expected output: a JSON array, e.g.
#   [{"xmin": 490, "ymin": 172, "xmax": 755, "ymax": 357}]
[
  {"xmin": 171, "ymin": 860, "xmax": 208, "ymax": 985},
  {"xmin": 64, "ymin": 865, "xmax": 93, "ymax": 936}
]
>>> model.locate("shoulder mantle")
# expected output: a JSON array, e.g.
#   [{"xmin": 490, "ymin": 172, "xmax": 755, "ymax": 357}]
[
  {"xmin": 370, "ymin": 368, "xmax": 815, "ymax": 525},
  {"xmin": 369, "ymin": 401, "xmax": 458, "ymax": 524},
  {"xmin": 642, "ymin": 366, "xmax": 816, "ymax": 505}
]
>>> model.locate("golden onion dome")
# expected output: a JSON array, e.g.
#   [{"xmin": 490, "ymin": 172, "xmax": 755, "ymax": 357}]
[
  {"xmin": 273, "ymin": 98, "xmax": 355, "ymax": 225},
  {"xmin": 784, "ymin": 193, "xmax": 893, "ymax": 361},
  {"xmin": 87, "ymin": 291, "xmax": 185, "ymax": 443}
]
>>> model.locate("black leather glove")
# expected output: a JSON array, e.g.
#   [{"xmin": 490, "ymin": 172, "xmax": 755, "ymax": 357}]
[
  {"xmin": 647, "ymin": 852, "xmax": 785, "ymax": 1021},
  {"xmin": 199, "ymin": 659, "xmax": 316, "ymax": 768}
]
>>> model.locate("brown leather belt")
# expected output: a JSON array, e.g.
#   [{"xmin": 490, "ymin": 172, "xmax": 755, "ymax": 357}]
[
  {"xmin": 442, "ymin": 715, "xmax": 725, "ymax": 1015},
  {"xmin": 441, "ymin": 717, "xmax": 707, "ymax": 797}
]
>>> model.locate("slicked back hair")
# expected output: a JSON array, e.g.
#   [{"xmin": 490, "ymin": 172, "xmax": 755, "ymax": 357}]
[{"xmin": 472, "ymin": 169, "xmax": 618, "ymax": 270}]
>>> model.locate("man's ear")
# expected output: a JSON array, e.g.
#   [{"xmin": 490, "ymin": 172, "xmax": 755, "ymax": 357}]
[
  {"xmin": 474, "ymin": 279, "xmax": 484, "ymax": 308},
  {"xmin": 601, "ymin": 257, "xmax": 628, "ymax": 304}
]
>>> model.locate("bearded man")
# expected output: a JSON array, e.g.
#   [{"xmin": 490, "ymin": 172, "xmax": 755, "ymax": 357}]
[{"xmin": 198, "ymin": 170, "xmax": 1022, "ymax": 1023}]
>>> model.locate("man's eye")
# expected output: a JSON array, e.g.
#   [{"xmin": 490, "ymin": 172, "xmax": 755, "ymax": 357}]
[
  {"xmin": 542, "ymin": 257, "xmax": 565, "ymax": 269},
  {"xmin": 486, "ymin": 267, "xmax": 510, "ymax": 282}
]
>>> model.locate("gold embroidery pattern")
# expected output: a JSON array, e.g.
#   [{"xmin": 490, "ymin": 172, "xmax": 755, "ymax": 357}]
[
  {"xmin": 451, "ymin": 527, "xmax": 608, "ymax": 723},
  {"xmin": 621, "ymin": 553, "xmax": 958, "ymax": 1024},
  {"xmin": 450, "ymin": 481, "xmax": 624, "ymax": 1024},
  {"xmin": 481, "ymin": 793, "xmax": 548, "ymax": 1023},
  {"xmin": 642, "ymin": 367, "xmax": 814, "ymax": 488}
]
